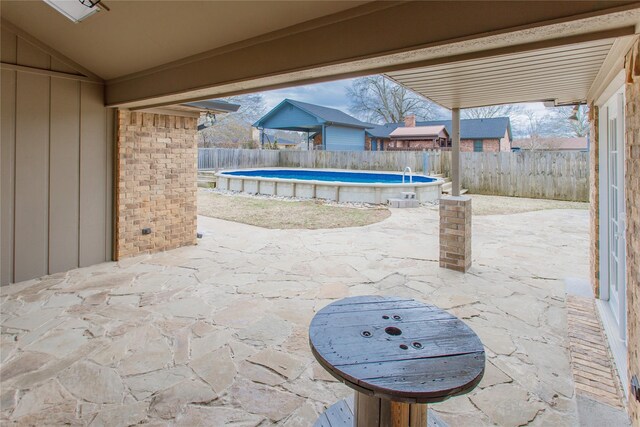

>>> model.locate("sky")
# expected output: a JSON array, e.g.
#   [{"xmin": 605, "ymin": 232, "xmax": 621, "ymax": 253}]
[
  {"xmin": 257, "ymin": 76, "xmax": 548, "ymax": 122},
  {"xmin": 260, "ymin": 78, "xmax": 357, "ymax": 113}
]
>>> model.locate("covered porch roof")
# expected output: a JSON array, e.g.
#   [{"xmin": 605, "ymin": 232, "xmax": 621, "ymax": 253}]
[
  {"xmin": 384, "ymin": 33, "xmax": 638, "ymax": 109},
  {"xmin": 2, "ymin": 2, "xmax": 639, "ymax": 109}
]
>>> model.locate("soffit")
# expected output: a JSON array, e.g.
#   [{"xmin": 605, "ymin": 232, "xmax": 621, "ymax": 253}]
[
  {"xmin": 385, "ymin": 37, "xmax": 620, "ymax": 108},
  {"xmin": 0, "ymin": 0, "xmax": 370, "ymax": 80}
]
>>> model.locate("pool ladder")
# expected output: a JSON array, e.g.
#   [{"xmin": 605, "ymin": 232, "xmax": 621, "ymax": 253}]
[{"xmin": 402, "ymin": 166, "xmax": 413, "ymax": 184}]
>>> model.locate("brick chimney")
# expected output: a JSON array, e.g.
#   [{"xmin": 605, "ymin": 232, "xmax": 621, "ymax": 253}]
[{"xmin": 404, "ymin": 115, "xmax": 416, "ymax": 127}]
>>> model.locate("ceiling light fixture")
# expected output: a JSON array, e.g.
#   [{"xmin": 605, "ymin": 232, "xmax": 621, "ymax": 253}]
[
  {"xmin": 43, "ymin": 0, "xmax": 102, "ymax": 23},
  {"xmin": 79, "ymin": 0, "xmax": 100, "ymax": 7}
]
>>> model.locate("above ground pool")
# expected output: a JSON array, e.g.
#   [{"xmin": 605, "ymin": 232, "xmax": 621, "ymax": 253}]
[
  {"xmin": 222, "ymin": 169, "xmax": 437, "ymax": 184},
  {"xmin": 216, "ymin": 168, "xmax": 443, "ymax": 204}
]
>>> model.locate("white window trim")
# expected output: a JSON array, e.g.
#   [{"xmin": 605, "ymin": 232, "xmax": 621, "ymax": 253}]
[{"xmin": 595, "ymin": 75, "xmax": 627, "ymax": 396}]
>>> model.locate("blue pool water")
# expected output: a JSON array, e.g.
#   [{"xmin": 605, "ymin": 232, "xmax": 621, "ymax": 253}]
[{"xmin": 221, "ymin": 169, "xmax": 436, "ymax": 184}]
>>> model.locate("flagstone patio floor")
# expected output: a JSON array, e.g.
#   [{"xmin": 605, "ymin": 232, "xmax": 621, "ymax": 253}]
[{"xmin": 1, "ymin": 204, "xmax": 590, "ymax": 426}]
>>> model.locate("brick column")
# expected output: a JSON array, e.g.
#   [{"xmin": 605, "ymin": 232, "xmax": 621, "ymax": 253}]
[
  {"xmin": 439, "ymin": 195, "xmax": 472, "ymax": 272},
  {"xmin": 588, "ymin": 103, "xmax": 600, "ymax": 297},
  {"xmin": 624, "ymin": 41, "xmax": 640, "ymax": 426},
  {"xmin": 115, "ymin": 110, "xmax": 198, "ymax": 259}
]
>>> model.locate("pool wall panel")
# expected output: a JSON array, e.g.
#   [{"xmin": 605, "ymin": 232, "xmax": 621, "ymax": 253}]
[
  {"xmin": 316, "ymin": 185, "xmax": 338, "ymax": 201},
  {"xmin": 217, "ymin": 177, "xmax": 229, "ymax": 190},
  {"xmin": 340, "ymin": 187, "xmax": 376, "ymax": 203},
  {"xmin": 276, "ymin": 182, "xmax": 295, "ymax": 197},
  {"xmin": 229, "ymin": 179, "xmax": 244, "ymax": 192},
  {"xmin": 259, "ymin": 181, "xmax": 275, "ymax": 195},
  {"xmin": 296, "ymin": 184, "xmax": 314, "ymax": 199},
  {"xmin": 216, "ymin": 169, "xmax": 443, "ymax": 204},
  {"xmin": 244, "ymin": 180, "xmax": 258, "ymax": 194}
]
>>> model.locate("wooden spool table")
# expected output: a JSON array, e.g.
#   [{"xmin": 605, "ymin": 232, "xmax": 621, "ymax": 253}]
[{"xmin": 309, "ymin": 296, "xmax": 485, "ymax": 427}]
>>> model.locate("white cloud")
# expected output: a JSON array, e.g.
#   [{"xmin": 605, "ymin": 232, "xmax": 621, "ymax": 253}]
[{"xmin": 260, "ymin": 78, "xmax": 356, "ymax": 112}]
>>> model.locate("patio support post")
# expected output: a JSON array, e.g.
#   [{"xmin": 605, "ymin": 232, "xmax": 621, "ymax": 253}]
[
  {"xmin": 439, "ymin": 107, "xmax": 471, "ymax": 273},
  {"xmin": 451, "ymin": 107, "xmax": 461, "ymax": 196},
  {"xmin": 321, "ymin": 124, "xmax": 327, "ymax": 150}
]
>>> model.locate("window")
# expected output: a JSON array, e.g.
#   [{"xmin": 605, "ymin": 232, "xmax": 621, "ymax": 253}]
[{"xmin": 474, "ymin": 140, "xmax": 483, "ymax": 152}]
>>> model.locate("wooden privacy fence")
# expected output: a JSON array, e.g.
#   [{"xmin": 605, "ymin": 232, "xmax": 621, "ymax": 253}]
[
  {"xmin": 451, "ymin": 151, "xmax": 589, "ymax": 202},
  {"xmin": 199, "ymin": 148, "xmax": 444, "ymax": 174},
  {"xmin": 198, "ymin": 148, "xmax": 588, "ymax": 201},
  {"xmin": 198, "ymin": 148, "xmax": 279, "ymax": 170},
  {"xmin": 278, "ymin": 150, "xmax": 443, "ymax": 174}
]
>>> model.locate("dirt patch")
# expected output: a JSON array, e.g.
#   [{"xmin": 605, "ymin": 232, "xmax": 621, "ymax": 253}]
[
  {"xmin": 450, "ymin": 194, "xmax": 589, "ymax": 215},
  {"xmin": 197, "ymin": 189, "xmax": 391, "ymax": 229}
]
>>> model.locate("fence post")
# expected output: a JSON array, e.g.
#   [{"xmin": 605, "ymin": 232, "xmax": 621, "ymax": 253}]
[{"xmin": 423, "ymin": 151, "xmax": 429, "ymax": 175}]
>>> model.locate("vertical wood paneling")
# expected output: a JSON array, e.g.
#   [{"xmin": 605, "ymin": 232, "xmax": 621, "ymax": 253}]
[
  {"xmin": 1, "ymin": 28, "xmax": 112, "ymax": 286},
  {"xmin": 16, "ymin": 38, "xmax": 49, "ymax": 70},
  {"xmin": 1, "ymin": 28, "xmax": 17, "ymax": 63},
  {"xmin": 50, "ymin": 58, "xmax": 79, "ymax": 75},
  {"xmin": 1, "ymin": 70, "xmax": 16, "ymax": 285},
  {"xmin": 49, "ymin": 78, "xmax": 80, "ymax": 274},
  {"xmin": 79, "ymin": 82, "xmax": 107, "ymax": 267},
  {"xmin": 14, "ymin": 73, "xmax": 50, "ymax": 282}
]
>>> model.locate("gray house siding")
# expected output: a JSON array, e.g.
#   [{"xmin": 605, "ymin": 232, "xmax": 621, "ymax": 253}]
[
  {"xmin": 258, "ymin": 103, "xmax": 321, "ymax": 129},
  {"xmin": 325, "ymin": 126, "xmax": 365, "ymax": 151}
]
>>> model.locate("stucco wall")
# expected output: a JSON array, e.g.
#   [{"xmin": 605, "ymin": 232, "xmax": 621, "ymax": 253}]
[
  {"xmin": 115, "ymin": 110, "xmax": 198, "ymax": 259},
  {"xmin": 624, "ymin": 42, "xmax": 640, "ymax": 426}
]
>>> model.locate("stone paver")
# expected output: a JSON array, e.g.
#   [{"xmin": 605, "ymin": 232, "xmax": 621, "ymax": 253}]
[{"xmin": 0, "ymin": 205, "xmax": 590, "ymax": 426}]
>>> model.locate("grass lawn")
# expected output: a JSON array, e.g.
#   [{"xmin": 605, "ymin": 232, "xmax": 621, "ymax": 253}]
[
  {"xmin": 197, "ymin": 189, "xmax": 391, "ymax": 229},
  {"xmin": 198, "ymin": 189, "xmax": 589, "ymax": 229}
]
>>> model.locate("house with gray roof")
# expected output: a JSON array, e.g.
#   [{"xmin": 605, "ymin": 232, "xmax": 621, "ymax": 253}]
[
  {"xmin": 253, "ymin": 99, "xmax": 372, "ymax": 151},
  {"xmin": 366, "ymin": 116, "xmax": 513, "ymax": 152},
  {"xmin": 255, "ymin": 100, "xmax": 512, "ymax": 152}
]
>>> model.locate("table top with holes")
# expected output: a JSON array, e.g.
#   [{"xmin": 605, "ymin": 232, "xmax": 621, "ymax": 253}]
[{"xmin": 309, "ymin": 295, "xmax": 486, "ymax": 404}]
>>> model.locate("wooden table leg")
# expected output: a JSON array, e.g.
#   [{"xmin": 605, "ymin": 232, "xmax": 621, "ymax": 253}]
[{"xmin": 354, "ymin": 391, "xmax": 427, "ymax": 427}]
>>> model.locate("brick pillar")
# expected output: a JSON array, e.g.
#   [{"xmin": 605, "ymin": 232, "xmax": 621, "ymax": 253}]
[
  {"xmin": 115, "ymin": 110, "xmax": 198, "ymax": 260},
  {"xmin": 439, "ymin": 195, "xmax": 472, "ymax": 272},
  {"xmin": 404, "ymin": 115, "xmax": 416, "ymax": 127},
  {"xmin": 624, "ymin": 40, "xmax": 640, "ymax": 426},
  {"xmin": 588, "ymin": 103, "xmax": 600, "ymax": 297}
]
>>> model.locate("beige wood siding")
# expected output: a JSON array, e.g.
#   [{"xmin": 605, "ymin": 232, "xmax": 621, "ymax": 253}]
[{"xmin": 0, "ymin": 26, "xmax": 112, "ymax": 285}]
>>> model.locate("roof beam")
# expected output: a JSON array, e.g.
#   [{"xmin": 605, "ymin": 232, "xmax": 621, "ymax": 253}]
[{"xmin": 104, "ymin": 2, "xmax": 640, "ymax": 108}]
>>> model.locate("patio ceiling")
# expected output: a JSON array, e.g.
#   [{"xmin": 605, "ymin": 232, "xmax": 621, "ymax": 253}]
[
  {"xmin": 0, "ymin": 0, "xmax": 370, "ymax": 80},
  {"xmin": 1, "ymin": 1, "xmax": 638, "ymax": 108},
  {"xmin": 385, "ymin": 35, "xmax": 636, "ymax": 108}
]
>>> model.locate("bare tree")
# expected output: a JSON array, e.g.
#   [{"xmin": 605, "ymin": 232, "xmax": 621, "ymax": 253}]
[
  {"xmin": 461, "ymin": 104, "xmax": 523, "ymax": 119},
  {"xmin": 347, "ymin": 76, "xmax": 446, "ymax": 124},
  {"xmin": 514, "ymin": 110, "xmax": 550, "ymax": 150},
  {"xmin": 547, "ymin": 105, "xmax": 589, "ymax": 137},
  {"xmin": 198, "ymin": 93, "xmax": 266, "ymax": 148}
]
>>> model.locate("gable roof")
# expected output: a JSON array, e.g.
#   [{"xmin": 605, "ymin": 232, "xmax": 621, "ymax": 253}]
[
  {"xmin": 254, "ymin": 99, "xmax": 371, "ymax": 129},
  {"xmin": 389, "ymin": 125, "xmax": 449, "ymax": 139},
  {"xmin": 367, "ymin": 117, "xmax": 512, "ymax": 141}
]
